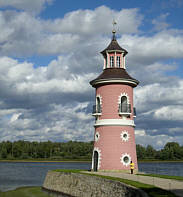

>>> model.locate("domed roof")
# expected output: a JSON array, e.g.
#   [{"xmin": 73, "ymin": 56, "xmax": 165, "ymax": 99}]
[{"xmin": 100, "ymin": 33, "xmax": 128, "ymax": 56}]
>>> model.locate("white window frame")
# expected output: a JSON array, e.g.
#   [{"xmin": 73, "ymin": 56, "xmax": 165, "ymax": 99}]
[
  {"xmin": 110, "ymin": 56, "xmax": 114, "ymax": 67},
  {"xmin": 116, "ymin": 56, "xmax": 120, "ymax": 67}
]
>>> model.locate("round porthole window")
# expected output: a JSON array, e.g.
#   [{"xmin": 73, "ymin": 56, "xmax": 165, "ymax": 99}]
[
  {"xmin": 95, "ymin": 132, "xmax": 100, "ymax": 142},
  {"xmin": 120, "ymin": 131, "xmax": 130, "ymax": 142},
  {"xmin": 123, "ymin": 156, "xmax": 129, "ymax": 163},
  {"xmin": 120, "ymin": 153, "xmax": 131, "ymax": 166}
]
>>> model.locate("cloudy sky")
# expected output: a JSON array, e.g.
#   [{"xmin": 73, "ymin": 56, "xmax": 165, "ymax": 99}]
[{"xmin": 0, "ymin": 0, "xmax": 182, "ymax": 149}]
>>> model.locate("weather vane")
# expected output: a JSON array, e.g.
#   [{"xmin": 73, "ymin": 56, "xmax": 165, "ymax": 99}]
[{"xmin": 112, "ymin": 20, "xmax": 117, "ymax": 33}]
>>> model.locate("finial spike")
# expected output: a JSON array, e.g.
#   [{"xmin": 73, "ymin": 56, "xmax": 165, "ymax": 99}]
[
  {"xmin": 112, "ymin": 20, "xmax": 117, "ymax": 40},
  {"xmin": 112, "ymin": 20, "xmax": 117, "ymax": 32}
]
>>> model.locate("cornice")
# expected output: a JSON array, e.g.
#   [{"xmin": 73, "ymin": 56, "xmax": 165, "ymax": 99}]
[
  {"xmin": 91, "ymin": 78, "xmax": 138, "ymax": 87},
  {"xmin": 94, "ymin": 119, "xmax": 135, "ymax": 127}
]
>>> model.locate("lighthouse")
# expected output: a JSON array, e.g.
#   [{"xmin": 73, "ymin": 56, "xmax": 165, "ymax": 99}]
[{"xmin": 90, "ymin": 28, "xmax": 139, "ymax": 172}]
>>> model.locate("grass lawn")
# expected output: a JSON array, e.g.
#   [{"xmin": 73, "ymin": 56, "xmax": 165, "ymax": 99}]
[
  {"xmin": 138, "ymin": 173, "xmax": 183, "ymax": 181},
  {"xmin": 84, "ymin": 174, "xmax": 177, "ymax": 197},
  {"xmin": 0, "ymin": 187, "xmax": 50, "ymax": 197}
]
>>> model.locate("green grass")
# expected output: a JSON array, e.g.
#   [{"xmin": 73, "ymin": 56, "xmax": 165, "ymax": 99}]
[
  {"xmin": 83, "ymin": 174, "xmax": 177, "ymax": 197},
  {"xmin": 53, "ymin": 169, "xmax": 177, "ymax": 197},
  {"xmin": 0, "ymin": 187, "xmax": 50, "ymax": 197},
  {"xmin": 138, "ymin": 173, "xmax": 183, "ymax": 181},
  {"xmin": 54, "ymin": 169, "xmax": 85, "ymax": 173}
]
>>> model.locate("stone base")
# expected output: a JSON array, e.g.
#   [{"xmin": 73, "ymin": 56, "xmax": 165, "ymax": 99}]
[{"xmin": 43, "ymin": 170, "xmax": 147, "ymax": 197}]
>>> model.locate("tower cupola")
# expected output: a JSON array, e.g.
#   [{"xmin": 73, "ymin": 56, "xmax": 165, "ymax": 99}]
[
  {"xmin": 101, "ymin": 30, "xmax": 128, "ymax": 69},
  {"xmin": 90, "ymin": 30, "xmax": 139, "ymax": 88}
]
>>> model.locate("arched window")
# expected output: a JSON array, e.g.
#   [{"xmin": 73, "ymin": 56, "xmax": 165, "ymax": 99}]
[
  {"xmin": 116, "ymin": 56, "xmax": 120, "ymax": 67},
  {"xmin": 110, "ymin": 56, "xmax": 114, "ymax": 67},
  {"xmin": 118, "ymin": 94, "xmax": 131, "ymax": 115},
  {"xmin": 121, "ymin": 96, "xmax": 127, "ymax": 112},
  {"xmin": 96, "ymin": 97, "xmax": 101, "ymax": 113}
]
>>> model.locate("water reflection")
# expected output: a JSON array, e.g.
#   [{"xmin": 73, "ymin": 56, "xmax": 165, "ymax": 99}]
[{"xmin": 0, "ymin": 162, "xmax": 91, "ymax": 192}]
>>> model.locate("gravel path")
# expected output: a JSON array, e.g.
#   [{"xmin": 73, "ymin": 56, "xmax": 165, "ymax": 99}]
[{"xmin": 83, "ymin": 171, "xmax": 183, "ymax": 197}]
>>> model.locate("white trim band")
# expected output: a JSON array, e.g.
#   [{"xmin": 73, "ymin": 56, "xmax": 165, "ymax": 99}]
[
  {"xmin": 94, "ymin": 119, "xmax": 135, "ymax": 127},
  {"xmin": 93, "ymin": 79, "xmax": 138, "ymax": 86}
]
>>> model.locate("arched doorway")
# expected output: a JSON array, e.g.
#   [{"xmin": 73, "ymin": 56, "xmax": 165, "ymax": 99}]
[{"xmin": 93, "ymin": 151, "xmax": 98, "ymax": 171}]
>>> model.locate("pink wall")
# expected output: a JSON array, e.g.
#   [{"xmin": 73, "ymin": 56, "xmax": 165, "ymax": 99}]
[
  {"xmin": 93, "ymin": 83, "xmax": 138, "ymax": 171},
  {"xmin": 94, "ymin": 126, "xmax": 138, "ymax": 170},
  {"xmin": 96, "ymin": 84, "xmax": 134, "ymax": 120}
]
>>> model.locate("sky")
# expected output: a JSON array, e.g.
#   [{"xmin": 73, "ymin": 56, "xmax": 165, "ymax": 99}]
[{"xmin": 0, "ymin": 0, "xmax": 183, "ymax": 149}]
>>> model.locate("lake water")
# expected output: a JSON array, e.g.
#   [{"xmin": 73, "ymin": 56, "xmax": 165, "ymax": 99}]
[{"xmin": 0, "ymin": 161, "xmax": 183, "ymax": 192}]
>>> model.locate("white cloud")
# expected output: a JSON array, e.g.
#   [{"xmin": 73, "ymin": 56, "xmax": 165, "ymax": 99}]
[
  {"xmin": 0, "ymin": 103, "xmax": 94, "ymax": 142},
  {"xmin": 0, "ymin": 56, "xmax": 37, "ymax": 88},
  {"xmin": 44, "ymin": 6, "xmax": 143, "ymax": 35},
  {"xmin": 38, "ymin": 34, "xmax": 81, "ymax": 55},
  {"xmin": 135, "ymin": 129, "xmax": 146, "ymax": 136},
  {"xmin": 122, "ymin": 30, "xmax": 183, "ymax": 66},
  {"xmin": 152, "ymin": 13, "xmax": 170, "ymax": 31},
  {"xmin": 134, "ymin": 80, "xmax": 183, "ymax": 113},
  {"xmin": 0, "ymin": 7, "xmax": 143, "ymax": 56},
  {"xmin": 0, "ymin": 11, "xmax": 43, "ymax": 56},
  {"xmin": 135, "ymin": 127, "xmax": 183, "ymax": 149},
  {"xmin": 0, "ymin": 55, "xmax": 95, "ymax": 143},
  {"xmin": 0, "ymin": 56, "xmax": 95, "ymax": 104},
  {"xmin": 0, "ymin": 5, "xmax": 182, "ymax": 65},
  {"xmin": 0, "ymin": 0, "xmax": 53, "ymax": 15},
  {"xmin": 135, "ymin": 132, "xmax": 175, "ymax": 149},
  {"xmin": 154, "ymin": 105, "xmax": 183, "ymax": 120}
]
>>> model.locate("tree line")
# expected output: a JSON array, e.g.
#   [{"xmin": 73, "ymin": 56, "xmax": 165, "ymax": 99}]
[
  {"xmin": 0, "ymin": 140, "xmax": 183, "ymax": 161},
  {"xmin": 136, "ymin": 142, "xmax": 183, "ymax": 160},
  {"xmin": 0, "ymin": 141, "xmax": 93, "ymax": 160}
]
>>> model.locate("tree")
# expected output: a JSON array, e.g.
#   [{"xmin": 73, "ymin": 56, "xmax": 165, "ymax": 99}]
[
  {"xmin": 163, "ymin": 142, "xmax": 181, "ymax": 160},
  {"xmin": 146, "ymin": 145, "xmax": 156, "ymax": 159},
  {"xmin": 136, "ymin": 144, "xmax": 146, "ymax": 160},
  {"xmin": 1, "ymin": 146, "xmax": 7, "ymax": 158}
]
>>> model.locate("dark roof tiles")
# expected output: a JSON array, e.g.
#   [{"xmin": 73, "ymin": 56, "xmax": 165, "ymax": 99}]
[
  {"xmin": 101, "ymin": 37, "xmax": 128, "ymax": 55},
  {"xmin": 90, "ymin": 68, "xmax": 139, "ymax": 87}
]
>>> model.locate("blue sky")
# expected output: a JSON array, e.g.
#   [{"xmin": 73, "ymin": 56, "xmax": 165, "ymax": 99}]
[{"xmin": 0, "ymin": 0, "xmax": 183, "ymax": 149}]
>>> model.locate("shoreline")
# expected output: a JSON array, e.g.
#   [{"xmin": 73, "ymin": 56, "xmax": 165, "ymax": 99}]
[
  {"xmin": 1, "ymin": 159, "xmax": 183, "ymax": 163},
  {"xmin": 139, "ymin": 160, "xmax": 183, "ymax": 163},
  {"xmin": 0, "ymin": 159, "xmax": 91, "ymax": 163}
]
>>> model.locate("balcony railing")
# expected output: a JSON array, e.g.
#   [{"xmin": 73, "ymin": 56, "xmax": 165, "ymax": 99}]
[
  {"xmin": 118, "ymin": 104, "xmax": 131, "ymax": 115},
  {"xmin": 92, "ymin": 105, "xmax": 102, "ymax": 116}
]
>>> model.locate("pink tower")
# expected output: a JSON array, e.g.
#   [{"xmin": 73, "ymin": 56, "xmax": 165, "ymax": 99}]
[{"xmin": 90, "ymin": 29, "xmax": 139, "ymax": 172}]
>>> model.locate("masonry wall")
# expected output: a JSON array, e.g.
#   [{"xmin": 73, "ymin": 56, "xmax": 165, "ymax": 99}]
[{"xmin": 43, "ymin": 171, "xmax": 148, "ymax": 197}]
